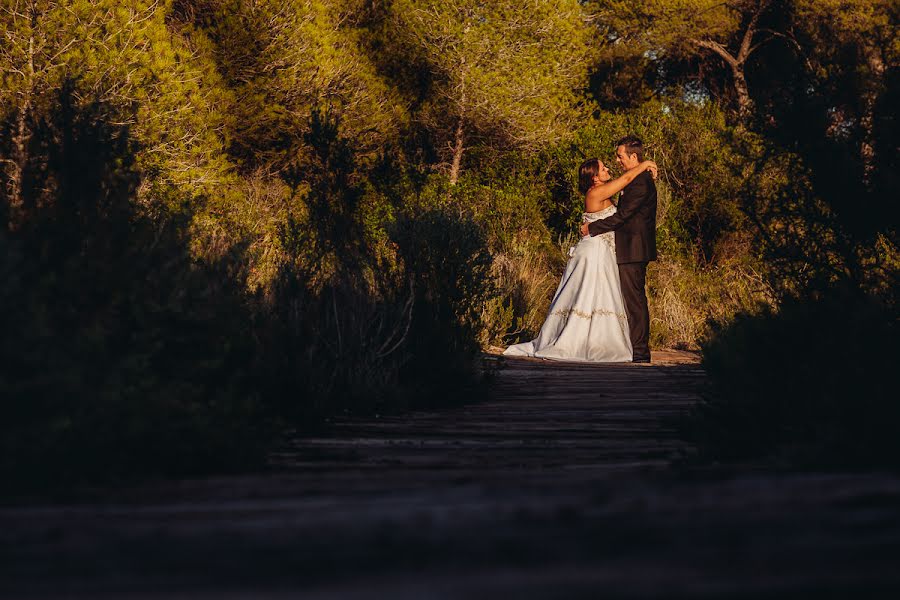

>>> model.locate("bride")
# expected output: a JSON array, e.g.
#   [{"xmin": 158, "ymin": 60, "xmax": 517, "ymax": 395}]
[{"xmin": 504, "ymin": 157, "xmax": 658, "ymax": 362}]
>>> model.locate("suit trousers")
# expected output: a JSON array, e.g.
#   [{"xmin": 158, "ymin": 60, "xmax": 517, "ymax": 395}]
[{"xmin": 618, "ymin": 262, "xmax": 650, "ymax": 360}]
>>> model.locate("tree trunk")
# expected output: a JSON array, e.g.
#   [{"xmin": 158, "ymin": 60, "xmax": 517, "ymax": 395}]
[
  {"xmin": 10, "ymin": 95, "xmax": 31, "ymax": 226},
  {"xmin": 449, "ymin": 116, "xmax": 464, "ymax": 186},
  {"xmin": 691, "ymin": 38, "xmax": 754, "ymax": 124},
  {"xmin": 7, "ymin": 15, "xmax": 36, "ymax": 230},
  {"xmin": 448, "ymin": 70, "xmax": 467, "ymax": 185},
  {"xmin": 732, "ymin": 62, "xmax": 754, "ymax": 123},
  {"xmin": 690, "ymin": 1, "xmax": 767, "ymax": 125}
]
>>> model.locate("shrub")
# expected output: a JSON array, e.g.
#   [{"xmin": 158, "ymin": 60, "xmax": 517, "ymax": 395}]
[
  {"xmin": 252, "ymin": 270, "xmax": 417, "ymax": 420},
  {"xmin": 441, "ymin": 171, "xmax": 564, "ymax": 348},
  {"xmin": 0, "ymin": 95, "xmax": 273, "ymax": 493},
  {"xmin": 251, "ymin": 206, "xmax": 493, "ymax": 421},
  {"xmin": 686, "ymin": 289, "xmax": 899, "ymax": 468},
  {"xmin": 392, "ymin": 208, "xmax": 494, "ymax": 402},
  {"xmin": 252, "ymin": 116, "xmax": 494, "ymax": 421}
]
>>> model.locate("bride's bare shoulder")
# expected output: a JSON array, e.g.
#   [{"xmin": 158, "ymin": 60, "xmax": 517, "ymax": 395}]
[{"xmin": 585, "ymin": 196, "xmax": 614, "ymax": 213}]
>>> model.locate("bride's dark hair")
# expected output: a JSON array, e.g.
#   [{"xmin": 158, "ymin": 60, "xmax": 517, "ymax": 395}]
[{"xmin": 578, "ymin": 158, "xmax": 600, "ymax": 195}]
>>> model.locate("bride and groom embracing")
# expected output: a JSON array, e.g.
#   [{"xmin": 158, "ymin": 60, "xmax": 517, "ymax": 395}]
[{"xmin": 504, "ymin": 135, "xmax": 658, "ymax": 363}]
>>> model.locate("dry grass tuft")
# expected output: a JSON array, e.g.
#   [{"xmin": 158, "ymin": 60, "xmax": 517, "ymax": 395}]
[
  {"xmin": 650, "ymin": 249, "xmax": 773, "ymax": 349},
  {"xmin": 479, "ymin": 233, "xmax": 569, "ymax": 347}
]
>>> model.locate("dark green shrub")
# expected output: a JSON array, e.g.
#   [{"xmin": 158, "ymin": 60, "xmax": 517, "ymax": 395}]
[
  {"xmin": 0, "ymin": 92, "xmax": 274, "ymax": 494},
  {"xmin": 254, "ymin": 210, "xmax": 492, "ymax": 422},
  {"xmin": 393, "ymin": 208, "xmax": 493, "ymax": 382},
  {"xmin": 254, "ymin": 113, "xmax": 492, "ymax": 421},
  {"xmin": 253, "ymin": 269, "xmax": 419, "ymax": 420},
  {"xmin": 687, "ymin": 289, "xmax": 899, "ymax": 468}
]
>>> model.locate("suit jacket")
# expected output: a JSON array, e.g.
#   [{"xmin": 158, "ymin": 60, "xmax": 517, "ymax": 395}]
[{"xmin": 587, "ymin": 171, "xmax": 657, "ymax": 264}]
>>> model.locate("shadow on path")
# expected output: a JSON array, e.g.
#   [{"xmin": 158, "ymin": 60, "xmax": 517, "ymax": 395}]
[{"xmin": 3, "ymin": 351, "xmax": 900, "ymax": 598}]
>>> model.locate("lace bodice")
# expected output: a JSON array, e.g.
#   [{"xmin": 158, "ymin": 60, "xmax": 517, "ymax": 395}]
[{"xmin": 582, "ymin": 204, "xmax": 617, "ymax": 223}]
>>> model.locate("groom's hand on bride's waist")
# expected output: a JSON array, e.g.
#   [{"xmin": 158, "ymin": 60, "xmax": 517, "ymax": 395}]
[{"xmin": 580, "ymin": 223, "xmax": 590, "ymax": 237}]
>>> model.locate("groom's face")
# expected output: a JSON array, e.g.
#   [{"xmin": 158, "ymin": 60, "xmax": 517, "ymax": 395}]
[{"xmin": 615, "ymin": 145, "xmax": 640, "ymax": 170}]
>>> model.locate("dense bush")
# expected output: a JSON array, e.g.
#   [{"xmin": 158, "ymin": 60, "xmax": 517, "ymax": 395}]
[
  {"xmin": 0, "ymin": 95, "xmax": 273, "ymax": 492},
  {"xmin": 0, "ymin": 95, "xmax": 493, "ymax": 494},
  {"xmin": 253, "ymin": 112, "xmax": 493, "ymax": 420},
  {"xmin": 393, "ymin": 208, "xmax": 493, "ymax": 383},
  {"xmin": 254, "ymin": 206, "xmax": 493, "ymax": 422},
  {"xmin": 423, "ymin": 170, "xmax": 564, "ymax": 349},
  {"xmin": 687, "ymin": 289, "xmax": 898, "ymax": 468}
]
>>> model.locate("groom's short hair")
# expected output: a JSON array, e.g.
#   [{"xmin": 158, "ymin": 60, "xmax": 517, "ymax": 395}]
[{"xmin": 615, "ymin": 135, "xmax": 644, "ymax": 161}]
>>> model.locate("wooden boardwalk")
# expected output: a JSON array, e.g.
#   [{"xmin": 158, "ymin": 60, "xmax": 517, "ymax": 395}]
[{"xmin": 3, "ymin": 351, "xmax": 900, "ymax": 598}]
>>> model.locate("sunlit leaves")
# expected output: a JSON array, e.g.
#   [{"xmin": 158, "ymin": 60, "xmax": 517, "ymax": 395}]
[
  {"xmin": 390, "ymin": 0, "xmax": 597, "ymax": 178},
  {"xmin": 179, "ymin": 0, "xmax": 403, "ymax": 172},
  {"xmin": 0, "ymin": 0, "xmax": 235, "ymax": 209}
]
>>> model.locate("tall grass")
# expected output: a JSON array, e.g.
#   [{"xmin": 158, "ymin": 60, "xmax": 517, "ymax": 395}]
[
  {"xmin": 650, "ymin": 248, "xmax": 773, "ymax": 350},
  {"xmin": 482, "ymin": 239, "xmax": 568, "ymax": 348}
]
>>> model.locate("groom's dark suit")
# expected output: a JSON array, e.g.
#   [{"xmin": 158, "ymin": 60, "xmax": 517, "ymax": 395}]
[{"xmin": 587, "ymin": 171, "xmax": 657, "ymax": 361}]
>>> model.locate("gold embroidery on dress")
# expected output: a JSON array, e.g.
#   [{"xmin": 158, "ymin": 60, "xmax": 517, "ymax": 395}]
[
  {"xmin": 601, "ymin": 233, "xmax": 615, "ymax": 251},
  {"xmin": 551, "ymin": 307, "xmax": 627, "ymax": 321},
  {"xmin": 583, "ymin": 209, "xmax": 617, "ymax": 253}
]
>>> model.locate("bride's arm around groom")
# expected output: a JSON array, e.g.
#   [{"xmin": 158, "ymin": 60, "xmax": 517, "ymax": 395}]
[{"xmin": 578, "ymin": 138, "xmax": 658, "ymax": 265}]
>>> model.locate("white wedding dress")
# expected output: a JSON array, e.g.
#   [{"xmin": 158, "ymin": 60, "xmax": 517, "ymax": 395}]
[{"xmin": 504, "ymin": 205, "xmax": 632, "ymax": 362}]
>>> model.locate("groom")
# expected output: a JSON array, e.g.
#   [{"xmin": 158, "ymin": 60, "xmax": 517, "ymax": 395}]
[{"xmin": 580, "ymin": 135, "xmax": 657, "ymax": 363}]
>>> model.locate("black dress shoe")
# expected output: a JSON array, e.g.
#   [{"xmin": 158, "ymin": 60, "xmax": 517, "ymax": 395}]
[{"xmin": 632, "ymin": 356, "xmax": 651, "ymax": 363}]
